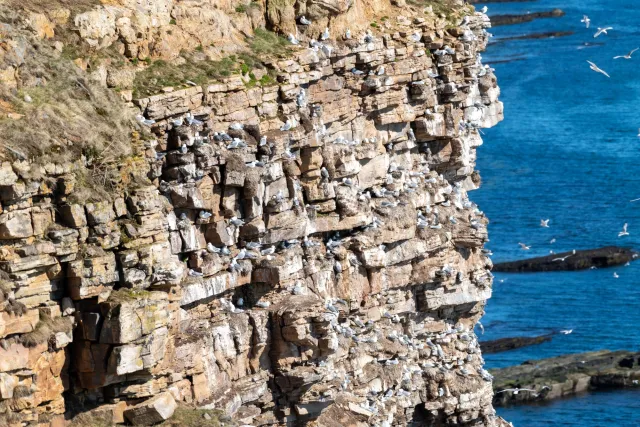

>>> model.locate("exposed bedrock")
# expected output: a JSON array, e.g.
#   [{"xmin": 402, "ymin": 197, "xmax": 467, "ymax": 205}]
[
  {"xmin": 493, "ymin": 246, "xmax": 637, "ymax": 273},
  {"xmin": 480, "ymin": 335, "xmax": 552, "ymax": 355},
  {"xmin": 491, "ymin": 350, "xmax": 640, "ymax": 406},
  {"xmin": 490, "ymin": 9, "xmax": 565, "ymax": 27},
  {"xmin": 0, "ymin": 5, "xmax": 507, "ymax": 427}
]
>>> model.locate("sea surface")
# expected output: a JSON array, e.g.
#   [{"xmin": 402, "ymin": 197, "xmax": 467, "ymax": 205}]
[{"xmin": 471, "ymin": 0, "xmax": 640, "ymax": 425}]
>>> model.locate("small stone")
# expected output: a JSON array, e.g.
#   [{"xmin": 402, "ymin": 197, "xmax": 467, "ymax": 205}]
[
  {"xmin": 24, "ymin": 94, "xmax": 32, "ymax": 103},
  {"xmin": 203, "ymin": 413, "xmax": 212, "ymax": 420}
]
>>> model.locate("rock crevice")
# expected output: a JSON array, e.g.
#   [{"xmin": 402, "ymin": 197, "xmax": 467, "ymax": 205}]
[{"xmin": 0, "ymin": 5, "xmax": 505, "ymax": 426}]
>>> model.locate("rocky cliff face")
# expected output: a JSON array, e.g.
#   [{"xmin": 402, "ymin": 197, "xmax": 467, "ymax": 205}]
[{"xmin": 0, "ymin": 1, "xmax": 505, "ymax": 426}]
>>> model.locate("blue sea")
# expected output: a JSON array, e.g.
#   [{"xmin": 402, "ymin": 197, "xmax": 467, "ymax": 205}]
[{"xmin": 472, "ymin": 0, "xmax": 640, "ymax": 425}]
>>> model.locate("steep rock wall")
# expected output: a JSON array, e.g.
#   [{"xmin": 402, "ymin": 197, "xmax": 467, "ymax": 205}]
[{"xmin": 0, "ymin": 4, "xmax": 505, "ymax": 427}]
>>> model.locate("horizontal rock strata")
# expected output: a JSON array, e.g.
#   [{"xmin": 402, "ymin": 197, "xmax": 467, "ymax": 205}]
[
  {"xmin": 491, "ymin": 350, "xmax": 640, "ymax": 406},
  {"xmin": 0, "ymin": 5, "xmax": 506, "ymax": 427},
  {"xmin": 493, "ymin": 246, "xmax": 637, "ymax": 272}
]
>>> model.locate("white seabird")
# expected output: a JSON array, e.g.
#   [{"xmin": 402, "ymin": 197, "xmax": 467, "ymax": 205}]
[
  {"xmin": 587, "ymin": 61, "xmax": 610, "ymax": 78},
  {"xmin": 618, "ymin": 223, "xmax": 629, "ymax": 237},
  {"xmin": 614, "ymin": 48, "xmax": 639, "ymax": 59},
  {"xmin": 594, "ymin": 27, "xmax": 613, "ymax": 38}
]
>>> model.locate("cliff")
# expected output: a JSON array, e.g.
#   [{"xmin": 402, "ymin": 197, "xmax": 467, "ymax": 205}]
[{"xmin": 0, "ymin": 0, "xmax": 505, "ymax": 425}]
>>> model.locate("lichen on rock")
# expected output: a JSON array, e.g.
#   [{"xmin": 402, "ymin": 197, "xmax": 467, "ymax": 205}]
[{"xmin": 0, "ymin": 0, "xmax": 508, "ymax": 426}]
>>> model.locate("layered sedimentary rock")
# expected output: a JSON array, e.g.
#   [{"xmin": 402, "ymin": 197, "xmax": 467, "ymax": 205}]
[
  {"xmin": 0, "ymin": 4, "xmax": 505, "ymax": 426},
  {"xmin": 492, "ymin": 350, "xmax": 640, "ymax": 406}
]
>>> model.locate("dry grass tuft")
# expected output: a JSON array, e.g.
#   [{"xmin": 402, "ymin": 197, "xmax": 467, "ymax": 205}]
[
  {"xmin": 68, "ymin": 412, "xmax": 114, "ymax": 427},
  {"xmin": 19, "ymin": 311, "xmax": 73, "ymax": 347},
  {"xmin": 159, "ymin": 406, "xmax": 225, "ymax": 426}
]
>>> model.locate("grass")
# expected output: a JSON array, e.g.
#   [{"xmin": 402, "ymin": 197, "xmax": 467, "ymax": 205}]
[
  {"xmin": 4, "ymin": 0, "xmax": 100, "ymax": 14},
  {"xmin": 132, "ymin": 55, "xmax": 238, "ymax": 98},
  {"xmin": 68, "ymin": 412, "xmax": 114, "ymax": 427},
  {"xmin": 159, "ymin": 406, "xmax": 225, "ymax": 426},
  {"xmin": 20, "ymin": 311, "xmax": 73, "ymax": 347},
  {"xmin": 132, "ymin": 28, "xmax": 289, "ymax": 98},
  {"xmin": 406, "ymin": 0, "xmax": 472, "ymax": 24},
  {"xmin": 249, "ymin": 28, "xmax": 293, "ymax": 58}
]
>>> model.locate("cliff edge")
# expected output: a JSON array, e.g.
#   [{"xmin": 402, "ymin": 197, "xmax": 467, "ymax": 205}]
[{"xmin": 0, "ymin": 0, "xmax": 505, "ymax": 425}]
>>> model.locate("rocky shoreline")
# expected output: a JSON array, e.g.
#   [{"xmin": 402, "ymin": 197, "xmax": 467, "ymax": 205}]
[
  {"xmin": 480, "ymin": 335, "xmax": 552, "ymax": 354},
  {"xmin": 491, "ymin": 9, "xmax": 565, "ymax": 27},
  {"xmin": 493, "ymin": 246, "xmax": 637, "ymax": 272},
  {"xmin": 491, "ymin": 350, "xmax": 640, "ymax": 406}
]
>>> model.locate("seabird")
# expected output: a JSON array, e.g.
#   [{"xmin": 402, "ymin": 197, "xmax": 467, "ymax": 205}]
[
  {"xmin": 581, "ymin": 15, "xmax": 591, "ymax": 28},
  {"xmin": 594, "ymin": 27, "xmax": 612, "ymax": 38},
  {"xmin": 540, "ymin": 219, "xmax": 550, "ymax": 228},
  {"xmin": 518, "ymin": 242, "xmax": 531, "ymax": 250},
  {"xmin": 230, "ymin": 217, "xmax": 245, "ymax": 227},
  {"xmin": 481, "ymin": 6, "xmax": 488, "ymax": 14},
  {"xmin": 614, "ymin": 272, "xmax": 620, "ymax": 279},
  {"xmin": 261, "ymin": 246, "xmax": 275, "ymax": 256},
  {"xmin": 280, "ymin": 120, "xmax": 293, "ymax": 131},
  {"xmin": 321, "ymin": 27, "xmax": 330, "ymax": 40},
  {"xmin": 552, "ymin": 254, "xmax": 573, "ymax": 262},
  {"xmin": 495, "ymin": 388, "xmax": 538, "ymax": 395},
  {"xmin": 188, "ymin": 269, "xmax": 203, "ymax": 277},
  {"xmin": 618, "ymin": 223, "xmax": 629, "ymax": 237},
  {"xmin": 288, "ymin": 34, "xmax": 299, "ymax": 45},
  {"xmin": 614, "ymin": 48, "xmax": 639, "ymax": 59},
  {"xmin": 587, "ymin": 61, "xmax": 610, "ymax": 78},
  {"xmin": 345, "ymin": 29, "xmax": 351, "ymax": 39},
  {"xmin": 299, "ymin": 16, "xmax": 311, "ymax": 25}
]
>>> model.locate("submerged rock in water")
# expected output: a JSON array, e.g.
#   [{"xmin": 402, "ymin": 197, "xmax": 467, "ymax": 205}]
[
  {"xmin": 493, "ymin": 246, "xmax": 637, "ymax": 272},
  {"xmin": 491, "ymin": 350, "xmax": 640, "ymax": 406},
  {"xmin": 480, "ymin": 334, "xmax": 552, "ymax": 354},
  {"xmin": 491, "ymin": 9, "xmax": 565, "ymax": 27}
]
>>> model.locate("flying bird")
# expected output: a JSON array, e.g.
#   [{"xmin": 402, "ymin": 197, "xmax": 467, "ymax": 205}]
[
  {"xmin": 594, "ymin": 27, "xmax": 612, "ymax": 38},
  {"xmin": 581, "ymin": 15, "xmax": 591, "ymax": 28},
  {"xmin": 552, "ymin": 254, "xmax": 573, "ymax": 262},
  {"xmin": 518, "ymin": 243, "xmax": 531, "ymax": 250},
  {"xmin": 481, "ymin": 6, "xmax": 488, "ymax": 14},
  {"xmin": 614, "ymin": 272, "xmax": 620, "ymax": 279},
  {"xmin": 587, "ymin": 61, "xmax": 610, "ymax": 78},
  {"xmin": 559, "ymin": 329, "xmax": 573, "ymax": 335},
  {"xmin": 614, "ymin": 48, "xmax": 639, "ymax": 59},
  {"xmin": 540, "ymin": 219, "xmax": 550, "ymax": 228},
  {"xmin": 619, "ymin": 223, "xmax": 629, "ymax": 237}
]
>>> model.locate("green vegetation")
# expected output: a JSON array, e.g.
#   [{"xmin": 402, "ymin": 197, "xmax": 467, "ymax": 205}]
[
  {"xmin": 68, "ymin": 412, "xmax": 114, "ymax": 427},
  {"xmin": 5, "ymin": 0, "xmax": 99, "ymax": 14},
  {"xmin": 132, "ymin": 29, "xmax": 289, "ymax": 97},
  {"xmin": 160, "ymin": 406, "xmax": 226, "ymax": 426},
  {"xmin": 107, "ymin": 288, "xmax": 152, "ymax": 303},
  {"xmin": 370, "ymin": 21, "xmax": 379, "ymax": 28},
  {"xmin": 406, "ymin": 0, "xmax": 472, "ymax": 24},
  {"xmin": 249, "ymin": 28, "xmax": 293, "ymax": 57},
  {"xmin": 132, "ymin": 55, "xmax": 237, "ymax": 97},
  {"xmin": 235, "ymin": 4, "xmax": 246, "ymax": 13}
]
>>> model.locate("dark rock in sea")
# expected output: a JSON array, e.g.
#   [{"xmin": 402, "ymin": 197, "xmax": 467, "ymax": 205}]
[
  {"xmin": 493, "ymin": 246, "xmax": 637, "ymax": 272},
  {"xmin": 480, "ymin": 334, "xmax": 552, "ymax": 354},
  {"xmin": 491, "ymin": 9, "xmax": 565, "ymax": 27},
  {"xmin": 469, "ymin": 0, "xmax": 537, "ymax": 3},
  {"xmin": 491, "ymin": 350, "xmax": 640, "ymax": 406},
  {"xmin": 495, "ymin": 31, "xmax": 574, "ymax": 42}
]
